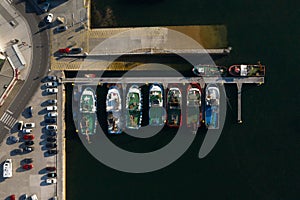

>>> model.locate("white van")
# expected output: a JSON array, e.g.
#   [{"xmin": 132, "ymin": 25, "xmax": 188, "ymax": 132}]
[
  {"xmin": 23, "ymin": 129, "xmax": 32, "ymax": 134},
  {"xmin": 47, "ymin": 106, "xmax": 57, "ymax": 111}
]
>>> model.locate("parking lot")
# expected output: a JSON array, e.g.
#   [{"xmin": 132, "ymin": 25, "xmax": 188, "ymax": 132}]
[{"xmin": 0, "ymin": 72, "xmax": 63, "ymax": 200}]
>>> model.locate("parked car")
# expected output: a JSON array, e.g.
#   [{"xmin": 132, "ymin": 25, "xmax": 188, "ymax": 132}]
[
  {"xmin": 48, "ymin": 112, "xmax": 58, "ymax": 118},
  {"xmin": 47, "ymin": 106, "xmax": 57, "ymax": 111},
  {"xmin": 71, "ymin": 47, "xmax": 83, "ymax": 54},
  {"xmin": 59, "ymin": 48, "xmax": 71, "ymax": 54},
  {"xmin": 23, "ymin": 158, "xmax": 33, "ymax": 164},
  {"xmin": 22, "ymin": 164, "xmax": 33, "ymax": 170},
  {"xmin": 28, "ymin": 106, "xmax": 33, "ymax": 117},
  {"xmin": 55, "ymin": 25, "xmax": 68, "ymax": 33},
  {"xmin": 45, "ymin": 13, "xmax": 53, "ymax": 23},
  {"xmin": 25, "ymin": 141, "xmax": 34, "ymax": 146},
  {"xmin": 24, "ymin": 123, "xmax": 35, "ymax": 128},
  {"xmin": 45, "ymin": 118, "xmax": 57, "ymax": 124},
  {"xmin": 48, "ymin": 131, "xmax": 57, "ymax": 136},
  {"xmin": 47, "ymin": 172, "xmax": 57, "ymax": 178},
  {"xmin": 10, "ymin": 195, "xmax": 15, "ymax": 200},
  {"xmin": 46, "ymin": 143, "xmax": 57, "ymax": 149},
  {"xmin": 46, "ymin": 125, "xmax": 57, "ymax": 131},
  {"xmin": 45, "ymin": 82, "xmax": 58, "ymax": 87},
  {"xmin": 41, "ymin": 2, "xmax": 50, "ymax": 13},
  {"xmin": 8, "ymin": 136, "xmax": 19, "ymax": 143},
  {"xmin": 46, "ymin": 166, "xmax": 56, "ymax": 171},
  {"xmin": 46, "ymin": 178, "xmax": 57, "ymax": 184},
  {"xmin": 23, "ymin": 146, "xmax": 34, "ymax": 152},
  {"xmin": 47, "ymin": 149, "xmax": 58, "ymax": 154},
  {"xmin": 30, "ymin": 194, "xmax": 38, "ymax": 200},
  {"xmin": 46, "ymin": 88, "xmax": 58, "ymax": 93},
  {"xmin": 23, "ymin": 134, "xmax": 34, "ymax": 140},
  {"xmin": 47, "ymin": 99, "xmax": 57, "ymax": 105},
  {"xmin": 47, "ymin": 75, "xmax": 57, "ymax": 81},
  {"xmin": 47, "ymin": 137, "xmax": 56, "ymax": 143},
  {"xmin": 13, "ymin": 148, "xmax": 23, "ymax": 155},
  {"xmin": 21, "ymin": 194, "xmax": 28, "ymax": 200},
  {"xmin": 23, "ymin": 129, "xmax": 32, "ymax": 134},
  {"xmin": 18, "ymin": 121, "xmax": 24, "ymax": 130}
]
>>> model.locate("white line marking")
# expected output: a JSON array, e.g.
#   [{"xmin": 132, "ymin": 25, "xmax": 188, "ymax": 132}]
[
  {"xmin": 1, "ymin": 113, "xmax": 9, "ymax": 123},
  {"xmin": 6, "ymin": 110, "xmax": 13, "ymax": 114},
  {"xmin": 0, "ymin": 114, "xmax": 5, "ymax": 121},
  {"xmin": 8, "ymin": 119, "xmax": 17, "ymax": 127},
  {"xmin": 7, "ymin": 117, "xmax": 15, "ymax": 126},
  {"xmin": 4, "ymin": 126, "xmax": 10, "ymax": 130}
]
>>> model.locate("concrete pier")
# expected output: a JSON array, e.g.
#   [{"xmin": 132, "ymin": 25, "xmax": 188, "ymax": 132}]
[{"xmin": 237, "ymin": 83, "xmax": 243, "ymax": 123}]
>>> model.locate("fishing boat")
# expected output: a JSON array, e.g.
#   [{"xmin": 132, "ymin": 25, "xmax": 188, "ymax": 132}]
[
  {"xmin": 193, "ymin": 65, "xmax": 227, "ymax": 77},
  {"xmin": 186, "ymin": 83, "xmax": 202, "ymax": 129},
  {"xmin": 228, "ymin": 64, "xmax": 265, "ymax": 76},
  {"xmin": 106, "ymin": 85, "xmax": 122, "ymax": 134},
  {"xmin": 79, "ymin": 87, "xmax": 97, "ymax": 136},
  {"xmin": 205, "ymin": 84, "xmax": 220, "ymax": 129},
  {"xmin": 126, "ymin": 85, "xmax": 142, "ymax": 129},
  {"xmin": 149, "ymin": 83, "xmax": 166, "ymax": 126},
  {"xmin": 166, "ymin": 84, "xmax": 182, "ymax": 127}
]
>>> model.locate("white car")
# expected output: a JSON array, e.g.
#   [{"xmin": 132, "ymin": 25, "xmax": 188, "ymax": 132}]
[
  {"xmin": 24, "ymin": 123, "xmax": 35, "ymax": 128},
  {"xmin": 46, "ymin": 178, "xmax": 57, "ymax": 184},
  {"xmin": 23, "ymin": 129, "xmax": 32, "ymax": 134},
  {"xmin": 46, "ymin": 88, "xmax": 58, "ymax": 93},
  {"xmin": 45, "ymin": 13, "xmax": 53, "ymax": 23},
  {"xmin": 45, "ymin": 82, "xmax": 58, "ymax": 88},
  {"xmin": 30, "ymin": 194, "xmax": 38, "ymax": 200},
  {"xmin": 46, "ymin": 125, "xmax": 57, "ymax": 131},
  {"xmin": 48, "ymin": 112, "xmax": 58, "ymax": 118},
  {"xmin": 47, "ymin": 106, "xmax": 57, "ymax": 111},
  {"xmin": 47, "ymin": 75, "xmax": 57, "ymax": 81}
]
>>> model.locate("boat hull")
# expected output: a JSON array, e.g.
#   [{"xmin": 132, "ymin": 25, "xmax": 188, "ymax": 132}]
[
  {"xmin": 166, "ymin": 84, "xmax": 182, "ymax": 128},
  {"xmin": 186, "ymin": 83, "xmax": 202, "ymax": 128},
  {"xmin": 193, "ymin": 65, "xmax": 227, "ymax": 77},
  {"xmin": 106, "ymin": 86, "xmax": 122, "ymax": 134},
  {"xmin": 149, "ymin": 83, "xmax": 166, "ymax": 126},
  {"xmin": 126, "ymin": 85, "xmax": 142, "ymax": 129},
  {"xmin": 205, "ymin": 84, "xmax": 220, "ymax": 129},
  {"xmin": 79, "ymin": 87, "xmax": 97, "ymax": 136},
  {"xmin": 229, "ymin": 64, "xmax": 265, "ymax": 77}
]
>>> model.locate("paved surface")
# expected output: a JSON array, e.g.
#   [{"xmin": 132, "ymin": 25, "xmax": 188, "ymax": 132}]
[
  {"xmin": 0, "ymin": 0, "xmax": 50, "ymax": 135},
  {"xmin": 0, "ymin": 0, "xmax": 66, "ymax": 199},
  {"xmin": 0, "ymin": 59, "xmax": 14, "ymax": 98},
  {"xmin": 0, "ymin": 76, "xmax": 61, "ymax": 199}
]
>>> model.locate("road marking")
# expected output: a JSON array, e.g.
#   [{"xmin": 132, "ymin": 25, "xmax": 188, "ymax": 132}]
[
  {"xmin": 4, "ymin": 126, "xmax": 10, "ymax": 130},
  {"xmin": 0, "ymin": 112, "xmax": 17, "ymax": 128},
  {"xmin": 6, "ymin": 109, "xmax": 13, "ymax": 114},
  {"xmin": 7, "ymin": 0, "xmax": 13, "ymax": 4}
]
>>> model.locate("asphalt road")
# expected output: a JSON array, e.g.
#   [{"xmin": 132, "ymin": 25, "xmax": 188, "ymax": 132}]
[{"xmin": 0, "ymin": 1, "xmax": 49, "ymax": 140}]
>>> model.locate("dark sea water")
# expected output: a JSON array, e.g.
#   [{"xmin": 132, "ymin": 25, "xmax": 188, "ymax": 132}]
[{"xmin": 66, "ymin": 0, "xmax": 300, "ymax": 199}]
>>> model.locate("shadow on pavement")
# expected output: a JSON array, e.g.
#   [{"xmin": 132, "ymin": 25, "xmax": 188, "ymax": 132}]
[
  {"xmin": 38, "ymin": 108, "xmax": 47, "ymax": 115},
  {"xmin": 39, "ymin": 168, "xmax": 48, "ymax": 174},
  {"xmin": 41, "ymin": 100, "xmax": 49, "ymax": 107},
  {"xmin": 10, "ymin": 123, "xmax": 20, "ymax": 134}
]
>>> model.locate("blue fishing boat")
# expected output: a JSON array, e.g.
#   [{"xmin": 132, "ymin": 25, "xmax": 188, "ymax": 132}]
[{"xmin": 205, "ymin": 84, "xmax": 220, "ymax": 129}]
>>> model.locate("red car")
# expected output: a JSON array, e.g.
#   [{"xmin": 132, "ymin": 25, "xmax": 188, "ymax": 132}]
[
  {"xmin": 59, "ymin": 48, "xmax": 70, "ymax": 54},
  {"xmin": 46, "ymin": 166, "xmax": 56, "ymax": 171},
  {"xmin": 10, "ymin": 195, "xmax": 15, "ymax": 200},
  {"xmin": 22, "ymin": 164, "xmax": 33, "ymax": 170},
  {"xmin": 23, "ymin": 134, "xmax": 34, "ymax": 140}
]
